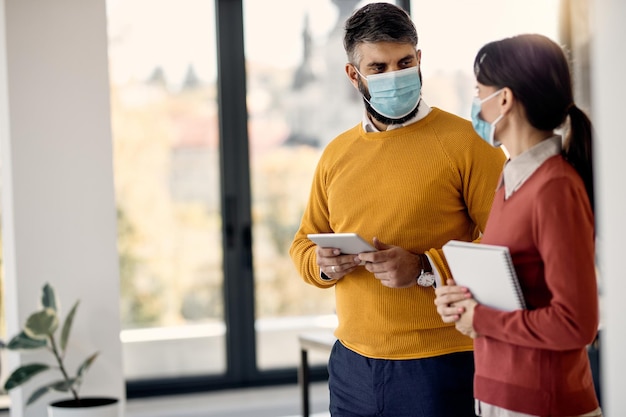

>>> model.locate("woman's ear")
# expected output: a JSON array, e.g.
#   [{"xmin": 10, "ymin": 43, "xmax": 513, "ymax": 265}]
[{"xmin": 500, "ymin": 87, "xmax": 515, "ymax": 113}]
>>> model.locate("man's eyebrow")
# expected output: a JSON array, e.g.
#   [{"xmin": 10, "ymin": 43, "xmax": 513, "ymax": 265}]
[
  {"xmin": 365, "ymin": 54, "xmax": 416, "ymax": 67},
  {"xmin": 398, "ymin": 54, "xmax": 416, "ymax": 62},
  {"xmin": 365, "ymin": 54, "xmax": 415, "ymax": 67}
]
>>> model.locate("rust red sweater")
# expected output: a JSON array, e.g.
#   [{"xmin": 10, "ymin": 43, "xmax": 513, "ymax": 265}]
[{"xmin": 474, "ymin": 154, "xmax": 599, "ymax": 416}]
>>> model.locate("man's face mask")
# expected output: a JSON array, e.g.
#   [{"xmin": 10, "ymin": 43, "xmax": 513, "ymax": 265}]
[
  {"xmin": 354, "ymin": 66, "xmax": 421, "ymax": 119},
  {"xmin": 471, "ymin": 88, "xmax": 504, "ymax": 147}
]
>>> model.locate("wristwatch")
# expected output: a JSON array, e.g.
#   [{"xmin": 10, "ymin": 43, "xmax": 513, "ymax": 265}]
[{"xmin": 416, "ymin": 254, "xmax": 435, "ymax": 287}]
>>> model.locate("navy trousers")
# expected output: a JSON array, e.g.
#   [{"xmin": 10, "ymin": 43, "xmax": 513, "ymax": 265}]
[{"xmin": 328, "ymin": 340, "xmax": 475, "ymax": 417}]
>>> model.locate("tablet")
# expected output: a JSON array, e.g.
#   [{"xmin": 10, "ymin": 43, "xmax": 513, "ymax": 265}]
[{"xmin": 307, "ymin": 233, "xmax": 376, "ymax": 254}]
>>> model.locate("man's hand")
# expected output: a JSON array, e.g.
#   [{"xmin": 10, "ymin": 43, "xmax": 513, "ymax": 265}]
[
  {"xmin": 315, "ymin": 246, "xmax": 361, "ymax": 280},
  {"xmin": 357, "ymin": 237, "xmax": 421, "ymax": 288}
]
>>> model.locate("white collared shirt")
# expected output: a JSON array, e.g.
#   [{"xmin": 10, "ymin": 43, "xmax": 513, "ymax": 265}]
[
  {"xmin": 362, "ymin": 99, "xmax": 432, "ymax": 132},
  {"xmin": 501, "ymin": 135, "xmax": 562, "ymax": 199}
]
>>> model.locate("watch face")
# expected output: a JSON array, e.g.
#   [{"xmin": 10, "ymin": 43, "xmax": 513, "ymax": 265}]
[{"xmin": 417, "ymin": 272, "xmax": 435, "ymax": 287}]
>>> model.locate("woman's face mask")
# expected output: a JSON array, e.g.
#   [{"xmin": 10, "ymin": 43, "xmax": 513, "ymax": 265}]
[
  {"xmin": 354, "ymin": 66, "xmax": 421, "ymax": 119},
  {"xmin": 471, "ymin": 88, "xmax": 504, "ymax": 146}
]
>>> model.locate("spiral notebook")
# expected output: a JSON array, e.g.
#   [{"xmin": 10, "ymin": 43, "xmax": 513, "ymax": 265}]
[{"xmin": 442, "ymin": 240, "xmax": 526, "ymax": 311}]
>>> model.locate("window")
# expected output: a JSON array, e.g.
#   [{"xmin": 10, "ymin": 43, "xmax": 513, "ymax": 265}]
[{"xmin": 108, "ymin": 0, "xmax": 225, "ymax": 380}]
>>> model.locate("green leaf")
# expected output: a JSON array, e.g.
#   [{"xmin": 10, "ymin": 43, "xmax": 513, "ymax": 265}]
[
  {"xmin": 41, "ymin": 283, "xmax": 57, "ymax": 311},
  {"xmin": 76, "ymin": 352, "xmax": 99, "ymax": 378},
  {"xmin": 24, "ymin": 308, "xmax": 58, "ymax": 339},
  {"xmin": 50, "ymin": 378, "xmax": 76, "ymax": 392},
  {"xmin": 25, "ymin": 378, "xmax": 77, "ymax": 405},
  {"xmin": 60, "ymin": 301, "xmax": 79, "ymax": 352},
  {"xmin": 6, "ymin": 331, "xmax": 48, "ymax": 350},
  {"xmin": 4, "ymin": 363, "xmax": 50, "ymax": 390},
  {"xmin": 26, "ymin": 385, "xmax": 52, "ymax": 406}
]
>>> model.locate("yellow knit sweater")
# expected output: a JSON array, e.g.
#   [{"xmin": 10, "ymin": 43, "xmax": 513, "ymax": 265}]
[{"xmin": 290, "ymin": 107, "xmax": 506, "ymax": 359}]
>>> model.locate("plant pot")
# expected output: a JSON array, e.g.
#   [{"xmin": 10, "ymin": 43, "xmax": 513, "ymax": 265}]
[{"xmin": 47, "ymin": 397, "xmax": 119, "ymax": 417}]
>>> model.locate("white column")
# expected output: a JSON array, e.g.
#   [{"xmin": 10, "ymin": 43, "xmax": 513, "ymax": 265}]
[
  {"xmin": 592, "ymin": 0, "xmax": 626, "ymax": 415},
  {"xmin": 0, "ymin": 0, "xmax": 124, "ymax": 416}
]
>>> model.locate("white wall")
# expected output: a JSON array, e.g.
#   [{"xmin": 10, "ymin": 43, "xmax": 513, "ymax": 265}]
[
  {"xmin": 593, "ymin": 1, "xmax": 626, "ymax": 416},
  {"xmin": 0, "ymin": 0, "xmax": 124, "ymax": 416}
]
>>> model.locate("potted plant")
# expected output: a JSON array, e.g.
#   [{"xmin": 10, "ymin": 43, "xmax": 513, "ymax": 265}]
[{"xmin": 1, "ymin": 283, "xmax": 119, "ymax": 417}]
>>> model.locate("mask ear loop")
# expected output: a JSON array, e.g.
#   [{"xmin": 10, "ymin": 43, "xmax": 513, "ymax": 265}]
[
  {"xmin": 478, "ymin": 87, "xmax": 504, "ymax": 104},
  {"xmin": 348, "ymin": 65, "xmax": 375, "ymax": 107},
  {"xmin": 351, "ymin": 64, "xmax": 366, "ymax": 81},
  {"xmin": 489, "ymin": 89, "xmax": 508, "ymax": 147},
  {"xmin": 489, "ymin": 113, "xmax": 504, "ymax": 146}
]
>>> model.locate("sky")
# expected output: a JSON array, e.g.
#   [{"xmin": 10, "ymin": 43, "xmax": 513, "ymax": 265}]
[
  {"xmin": 412, "ymin": 0, "xmax": 560, "ymax": 78},
  {"xmin": 106, "ymin": 0, "xmax": 560, "ymax": 86}
]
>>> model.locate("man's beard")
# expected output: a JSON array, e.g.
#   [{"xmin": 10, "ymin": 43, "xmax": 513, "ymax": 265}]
[{"xmin": 358, "ymin": 69, "xmax": 423, "ymax": 126}]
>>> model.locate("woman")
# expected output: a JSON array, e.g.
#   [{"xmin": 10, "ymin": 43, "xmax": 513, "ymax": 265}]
[{"xmin": 434, "ymin": 34, "xmax": 602, "ymax": 417}]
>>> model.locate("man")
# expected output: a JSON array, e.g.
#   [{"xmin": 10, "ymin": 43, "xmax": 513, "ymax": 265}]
[{"xmin": 289, "ymin": 3, "xmax": 506, "ymax": 416}]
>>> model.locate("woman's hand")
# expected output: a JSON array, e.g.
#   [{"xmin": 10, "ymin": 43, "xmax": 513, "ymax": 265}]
[
  {"xmin": 453, "ymin": 298, "xmax": 479, "ymax": 338},
  {"xmin": 434, "ymin": 279, "xmax": 470, "ymax": 322},
  {"xmin": 434, "ymin": 279, "xmax": 480, "ymax": 338}
]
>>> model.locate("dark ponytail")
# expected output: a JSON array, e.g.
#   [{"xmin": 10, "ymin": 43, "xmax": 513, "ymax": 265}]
[{"xmin": 563, "ymin": 105, "xmax": 594, "ymax": 213}]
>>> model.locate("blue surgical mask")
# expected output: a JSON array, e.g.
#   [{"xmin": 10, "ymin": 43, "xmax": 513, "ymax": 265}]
[
  {"xmin": 471, "ymin": 88, "xmax": 504, "ymax": 146},
  {"xmin": 355, "ymin": 66, "xmax": 421, "ymax": 119}
]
